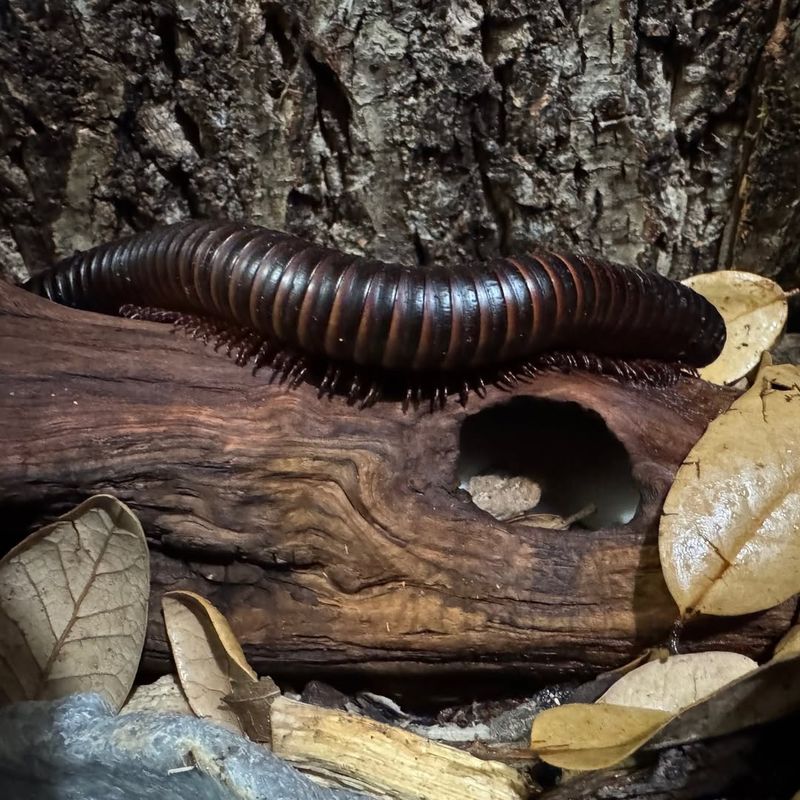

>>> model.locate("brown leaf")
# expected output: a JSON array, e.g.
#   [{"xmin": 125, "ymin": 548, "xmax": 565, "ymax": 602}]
[
  {"xmin": 773, "ymin": 624, "xmax": 800, "ymax": 661},
  {"xmin": 567, "ymin": 650, "xmax": 660, "ymax": 704},
  {"xmin": 659, "ymin": 361, "xmax": 800, "ymax": 615},
  {"xmin": 683, "ymin": 271, "xmax": 788, "ymax": 385},
  {"xmin": 0, "ymin": 495, "xmax": 149, "ymax": 710},
  {"xmin": 597, "ymin": 652, "xmax": 757, "ymax": 714},
  {"xmin": 223, "ymin": 676, "xmax": 281, "ymax": 745},
  {"xmin": 529, "ymin": 704, "xmax": 671, "ymax": 770},
  {"xmin": 162, "ymin": 590, "xmax": 256, "ymax": 733}
]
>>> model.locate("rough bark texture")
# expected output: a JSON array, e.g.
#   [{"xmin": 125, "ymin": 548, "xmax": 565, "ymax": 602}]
[
  {"xmin": 1, "ymin": 282, "xmax": 794, "ymax": 689},
  {"xmin": 2, "ymin": 0, "xmax": 800, "ymax": 286}
]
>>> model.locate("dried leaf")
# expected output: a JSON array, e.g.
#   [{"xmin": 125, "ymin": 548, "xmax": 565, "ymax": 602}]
[
  {"xmin": 533, "ymin": 652, "xmax": 800, "ymax": 771},
  {"xmin": 224, "ymin": 676, "xmax": 281, "ymax": 745},
  {"xmin": 0, "ymin": 495, "xmax": 149, "ymax": 710},
  {"xmin": 162, "ymin": 590, "xmax": 256, "ymax": 733},
  {"xmin": 121, "ymin": 674, "xmax": 192, "ymax": 716},
  {"xmin": 683, "ymin": 271, "xmax": 788, "ymax": 385},
  {"xmin": 597, "ymin": 652, "xmax": 757, "ymax": 713},
  {"xmin": 508, "ymin": 504, "xmax": 596, "ymax": 529},
  {"xmin": 653, "ymin": 651, "xmax": 800, "ymax": 747},
  {"xmin": 465, "ymin": 474, "xmax": 541, "ymax": 520},
  {"xmin": 660, "ymin": 361, "xmax": 800, "ymax": 615},
  {"xmin": 271, "ymin": 696, "xmax": 527, "ymax": 799},
  {"xmin": 567, "ymin": 650, "xmax": 659, "ymax": 704},
  {"xmin": 773, "ymin": 625, "xmax": 800, "ymax": 661},
  {"xmin": 529, "ymin": 704, "xmax": 670, "ymax": 770}
]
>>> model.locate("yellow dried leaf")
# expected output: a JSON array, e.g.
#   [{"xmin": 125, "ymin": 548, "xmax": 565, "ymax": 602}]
[
  {"xmin": 529, "ymin": 704, "xmax": 670, "ymax": 770},
  {"xmin": 660, "ymin": 361, "xmax": 800, "ymax": 615},
  {"xmin": 0, "ymin": 495, "xmax": 149, "ymax": 710},
  {"xmin": 683, "ymin": 271, "xmax": 788, "ymax": 385},
  {"xmin": 773, "ymin": 625, "xmax": 800, "ymax": 661},
  {"xmin": 654, "ymin": 651, "xmax": 800, "ymax": 746},
  {"xmin": 598, "ymin": 652, "xmax": 756, "ymax": 713},
  {"xmin": 162, "ymin": 590, "xmax": 256, "ymax": 733},
  {"xmin": 534, "ymin": 652, "xmax": 800, "ymax": 771}
]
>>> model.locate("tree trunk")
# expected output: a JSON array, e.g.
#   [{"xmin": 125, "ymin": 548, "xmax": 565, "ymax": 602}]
[
  {"xmin": 2, "ymin": 1, "xmax": 799, "ymax": 285},
  {"xmin": 0, "ymin": 282, "xmax": 793, "ymax": 691}
]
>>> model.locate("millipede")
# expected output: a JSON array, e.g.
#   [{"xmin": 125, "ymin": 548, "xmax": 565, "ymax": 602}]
[{"xmin": 25, "ymin": 219, "xmax": 726, "ymax": 410}]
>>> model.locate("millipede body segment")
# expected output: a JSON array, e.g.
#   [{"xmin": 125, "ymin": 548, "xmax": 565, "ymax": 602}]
[{"xmin": 25, "ymin": 219, "xmax": 726, "ymax": 408}]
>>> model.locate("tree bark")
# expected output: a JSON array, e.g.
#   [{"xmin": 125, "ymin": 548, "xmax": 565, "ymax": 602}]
[
  {"xmin": 0, "ymin": 282, "xmax": 794, "ymax": 687},
  {"xmin": 1, "ymin": 1, "xmax": 799, "ymax": 285}
]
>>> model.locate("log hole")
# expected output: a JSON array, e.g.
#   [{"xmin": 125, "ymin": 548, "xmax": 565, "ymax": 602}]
[{"xmin": 457, "ymin": 397, "xmax": 640, "ymax": 529}]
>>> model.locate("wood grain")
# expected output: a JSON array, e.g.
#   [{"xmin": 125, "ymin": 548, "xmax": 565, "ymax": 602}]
[{"xmin": 0, "ymin": 281, "xmax": 794, "ymax": 688}]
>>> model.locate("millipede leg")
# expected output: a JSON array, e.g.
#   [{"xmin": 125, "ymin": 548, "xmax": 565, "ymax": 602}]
[
  {"xmin": 347, "ymin": 374, "xmax": 362, "ymax": 404},
  {"xmin": 530, "ymin": 351, "xmax": 689, "ymax": 388},
  {"xmin": 329, "ymin": 367, "xmax": 342, "ymax": 395},
  {"xmin": 429, "ymin": 386, "xmax": 441, "ymax": 412},
  {"xmin": 118, "ymin": 303, "xmax": 695, "ymax": 406},
  {"xmin": 252, "ymin": 341, "xmax": 277, "ymax": 374},
  {"xmin": 318, "ymin": 365, "xmax": 336, "ymax": 398},
  {"xmin": 360, "ymin": 381, "xmax": 381, "ymax": 409},
  {"xmin": 214, "ymin": 328, "xmax": 239, "ymax": 352},
  {"xmin": 288, "ymin": 362, "xmax": 308, "ymax": 388},
  {"xmin": 277, "ymin": 355, "xmax": 300, "ymax": 385},
  {"xmin": 119, "ymin": 304, "xmax": 183, "ymax": 325},
  {"xmin": 234, "ymin": 334, "xmax": 262, "ymax": 366}
]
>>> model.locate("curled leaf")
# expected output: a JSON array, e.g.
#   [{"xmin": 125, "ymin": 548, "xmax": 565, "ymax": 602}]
[
  {"xmin": 0, "ymin": 495, "xmax": 149, "ymax": 710},
  {"xmin": 162, "ymin": 590, "xmax": 256, "ymax": 733},
  {"xmin": 529, "ymin": 704, "xmax": 671, "ymax": 770},
  {"xmin": 660, "ymin": 361, "xmax": 800, "ymax": 615},
  {"xmin": 683, "ymin": 271, "xmax": 788, "ymax": 385},
  {"xmin": 598, "ymin": 652, "xmax": 757, "ymax": 713}
]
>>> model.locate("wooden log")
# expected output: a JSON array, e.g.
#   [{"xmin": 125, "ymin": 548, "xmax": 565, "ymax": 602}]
[{"xmin": 0, "ymin": 281, "xmax": 794, "ymax": 687}]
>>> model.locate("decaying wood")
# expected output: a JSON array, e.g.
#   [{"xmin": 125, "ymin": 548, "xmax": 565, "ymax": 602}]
[
  {"xmin": 269, "ymin": 696, "xmax": 528, "ymax": 799},
  {"xmin": 0, "ymin": 282, "xmax": 795, "ymax": 685}
]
